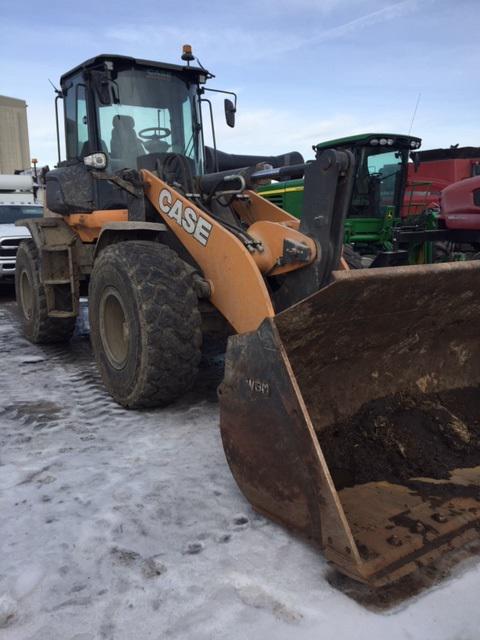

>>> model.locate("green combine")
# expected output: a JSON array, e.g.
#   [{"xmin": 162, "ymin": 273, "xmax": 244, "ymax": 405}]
[{"xmin": 258, "ymin": 133, "xmax": 422, "ymax": 266}]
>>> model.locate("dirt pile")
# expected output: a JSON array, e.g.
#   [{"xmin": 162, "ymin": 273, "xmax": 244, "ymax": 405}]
[{"xmin": 318, "ymin": 387, "xmax": 480, "ymax": 489}]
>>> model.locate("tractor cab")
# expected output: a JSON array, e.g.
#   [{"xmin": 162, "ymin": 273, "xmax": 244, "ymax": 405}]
[
  {"xmin": 257, "ymin": 132, "xmax": 422, "ymax": 262},
  {"xmin": 315, "ymin": 133, "xmax": 421, "ymax": 222},
  {"xmin": 315, "ymin": 134, "xmax": 421, "ymax": 260}
]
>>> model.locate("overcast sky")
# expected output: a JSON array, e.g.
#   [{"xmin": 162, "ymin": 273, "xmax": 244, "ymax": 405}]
[{"xmin": 0, "ymin": 0, "xmax": 478, "ymax": 168}]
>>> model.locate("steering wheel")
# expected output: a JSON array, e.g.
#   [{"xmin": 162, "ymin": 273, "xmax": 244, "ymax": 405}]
[{"xmin": 138, "ymin": 127, "xmax": 171, "ymax": 141}]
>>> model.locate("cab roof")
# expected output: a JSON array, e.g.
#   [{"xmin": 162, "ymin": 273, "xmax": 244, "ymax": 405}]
[
  {"xmin": 60, "ymin": 53, "xmax": 210, "ymax": 85},
  {"xmin": 315, "ymin": 132, "xmax": 422, "ymax": 150},
  {"xmin": 414, "ymin": 146, "xmax": 480, "ymax": 162}
]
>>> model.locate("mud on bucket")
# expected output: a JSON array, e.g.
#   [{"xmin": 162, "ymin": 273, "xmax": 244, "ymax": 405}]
[{"xmin": 219, "ymin": 261, "xmax": 480, "ymax": 586}]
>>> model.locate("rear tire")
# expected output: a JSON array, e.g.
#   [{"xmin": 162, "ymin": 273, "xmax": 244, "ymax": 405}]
[
  {"xmin": 15, "ymin": 239, "xmax": 76, "ymax": 343},
  {"xmin": 89, "ymin": 241, "xmax": 202, "ymax": 408}
]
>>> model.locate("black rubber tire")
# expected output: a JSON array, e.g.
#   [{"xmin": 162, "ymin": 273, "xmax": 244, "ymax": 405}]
[
  {"xmin": 89, "ymin": 241, "xmax": 202, "ymax": 408},
  {"xmin": 432, "ymin": 241, "xmax": 454, "ymax": 263},
  {"xmin": 15, "ymin": 239, "xmax": 76, "ymax": 344},
  {"xmin": 343, "ymin": 244, "xmax": 363, "ymax": 269}
]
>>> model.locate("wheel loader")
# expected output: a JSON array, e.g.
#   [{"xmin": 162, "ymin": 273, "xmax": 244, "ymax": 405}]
[{"xmin": 15, "ymin": 49, "xmax": 480, "ymax": 588}]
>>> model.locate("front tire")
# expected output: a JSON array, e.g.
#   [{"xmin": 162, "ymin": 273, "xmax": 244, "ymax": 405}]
[
  {"xmin": 15, "ymin": 239, "xmax": 76, "ymax": 343},
  {"xmin": 89, "ymin": 241, "xmax": 202, "ymax": 408}
]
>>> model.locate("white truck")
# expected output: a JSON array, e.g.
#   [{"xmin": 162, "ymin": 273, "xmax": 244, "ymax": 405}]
[{"xmin": 0, "ymin": 174, "xmax": 43, "ymax": 281}]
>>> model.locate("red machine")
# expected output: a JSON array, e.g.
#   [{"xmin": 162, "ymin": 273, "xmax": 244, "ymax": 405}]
[
  {"xmin": 404, "ymin": 146, "xmax": 480, "ymax": 216},
  {"xmin": 440, "ymin": 174, "xmax": 480, "ymax": 231},
  {"xmin": 394, "ymin": 161, "xmax": 480, "ymax": 257}
]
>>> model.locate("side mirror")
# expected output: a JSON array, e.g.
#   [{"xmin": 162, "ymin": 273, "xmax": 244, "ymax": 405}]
[
  {"xmin": 224, "ymin": 98, "xmax": 236, "ymax": 128},
  {"xmin": 84, "ymin": 152, "xmax": 108, "ymax": 170}
]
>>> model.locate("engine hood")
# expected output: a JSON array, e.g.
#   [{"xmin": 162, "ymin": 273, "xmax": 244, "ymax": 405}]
[{"xmin": 0, "ymin": 223, "xmax": 31, "ymax": 239}]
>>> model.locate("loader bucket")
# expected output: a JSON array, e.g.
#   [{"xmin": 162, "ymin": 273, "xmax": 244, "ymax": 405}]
[{"xmin": 219, "ymin": 261, "xmax": 480, "ymax": 586}]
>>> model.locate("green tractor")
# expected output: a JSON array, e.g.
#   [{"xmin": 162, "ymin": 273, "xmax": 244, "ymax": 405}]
[{"xmin": 258, "ymin": 133, "xmax": 422, "ymax": 267}]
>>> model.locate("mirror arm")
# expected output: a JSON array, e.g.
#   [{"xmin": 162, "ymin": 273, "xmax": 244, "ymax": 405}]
[
  {"xmin": 199, "ymin": 97, "xmax": 218, "ymax": 172},
  {"xmin": 202, "ymin": 87, "xmax": 237, "ymax": 109},
  {"xmin": 54, "ymin": 93, "xmax": 63, "ymax": 166}
]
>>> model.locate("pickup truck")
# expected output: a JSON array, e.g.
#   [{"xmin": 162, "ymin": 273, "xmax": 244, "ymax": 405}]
[{"xmin": 0, "ymin": 175, "xmax": 43, "ymax": 281}]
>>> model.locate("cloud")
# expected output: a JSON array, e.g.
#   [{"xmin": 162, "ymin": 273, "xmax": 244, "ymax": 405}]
[
  {"xmin": 252, "ymin": 0, "xmax": 382, "ymax": 14},
  {"xmin": 206, "ymin": 107, "xmax": 363, "ymax": 158},
  {"xmin": 103, "ymin": 25, "xmax": 307, "ymax": 63},
  {"xmin": 103, "ymin": 0, "xmax": 428, "ymax": 66},
  {"xmin": 305, "ymin": 0, "xmax": 426, "ymax": 44},
  {"xmin": 205, "ymin": 92, "xmax": 479, "ymax": 161}
]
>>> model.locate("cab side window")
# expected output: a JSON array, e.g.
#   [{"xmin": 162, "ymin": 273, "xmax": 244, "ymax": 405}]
[
  {"xmin": 64, "ymin": 77, "xmax": 89, "ymax": 160},
  {"xmin": 76, "ymin": 86, "xmax": 88, "ymax": 156}
]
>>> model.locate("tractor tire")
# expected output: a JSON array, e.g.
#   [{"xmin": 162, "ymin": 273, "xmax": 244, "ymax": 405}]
[
  {"xmin": 432, "ymin": 241, "xmax": 454, "ymax": 263},
  {"xmin": 343, "ymin": 244, "xmax": 363, "ymax": 269},
  {"xmin": 15, "ymin": 239, "xmax": 76, "ymax": 344},
  {"xmin": 89, "ymin": 241, "xmax": 202, "ymax": 408}
]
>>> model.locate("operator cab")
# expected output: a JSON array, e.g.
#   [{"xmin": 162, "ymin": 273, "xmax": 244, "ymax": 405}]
[
  {"xmin": 315, "ymin": 134, "xmax": 422, "ymax": 220},
  {"xmin": 47, "ymin": 53, "xmax": 214, "ymax": 216},
  {"xmin": 60, "ymin": 53, "xmax": 207, "ymax": 175}
]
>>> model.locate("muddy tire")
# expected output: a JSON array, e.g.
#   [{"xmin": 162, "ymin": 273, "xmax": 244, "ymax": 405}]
[
  {"xmin": 343, "ymin": 244, "xmax": 363, "ymax": 269},
  {"xmin": 15, "ymin": 239, "xmax": 76, "ymax": 344},
  {"xmin": 89, "ymin": 241, "xmax": 202, "ymax": 408}
]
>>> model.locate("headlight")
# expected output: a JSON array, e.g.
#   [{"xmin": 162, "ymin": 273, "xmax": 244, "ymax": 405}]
[{"xmin": 83, "ymin": 152, "xmax": 107, "ymax": 169}]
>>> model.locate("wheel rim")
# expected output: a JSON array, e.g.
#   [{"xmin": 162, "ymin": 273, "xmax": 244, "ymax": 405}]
[
  {"xmin": 20, "ymin": 269, "xmax": 34, "ymax": 320},
  {"xmin": 99, "ymin": 286, "xmax": 130, "ymax": 369}
]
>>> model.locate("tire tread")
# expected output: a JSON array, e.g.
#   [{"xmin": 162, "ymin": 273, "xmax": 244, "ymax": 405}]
[{"xmin": 90, "ymin": 241, "xmax": 202, "ymax": 408}]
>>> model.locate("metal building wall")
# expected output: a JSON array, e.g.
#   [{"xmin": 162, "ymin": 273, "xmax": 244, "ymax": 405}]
[{"xmin": 0, "ymin": 95, "xmax": 31, "ymax": 174}]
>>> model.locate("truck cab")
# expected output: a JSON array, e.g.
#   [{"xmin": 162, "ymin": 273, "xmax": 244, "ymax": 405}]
[{"xmin": 0, "ymin": 175, "xmax": 42, "ymax": 280}]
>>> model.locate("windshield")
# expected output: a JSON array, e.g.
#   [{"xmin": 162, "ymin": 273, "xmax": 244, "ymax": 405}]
[
  {"xmin": 350, "ymin": 148, "xmax": 408, "ymax": 218},
  {"xmin": 96, "ymin": 68, "xmax": 203, "ymax": 174},
  {"xmin": 0, "ymin": 205, "xmax": 43, "ymax": 224}
]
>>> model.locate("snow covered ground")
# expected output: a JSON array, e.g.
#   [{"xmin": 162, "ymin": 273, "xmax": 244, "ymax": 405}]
[{"xmin": 1, "ymin": 287, "xmax": 480, "ymax": 639}]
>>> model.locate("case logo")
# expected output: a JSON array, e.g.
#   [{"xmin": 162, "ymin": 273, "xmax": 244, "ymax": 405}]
[{"xmin": 158, "ymin": 188, "xmax": 212, "ymax": 246}]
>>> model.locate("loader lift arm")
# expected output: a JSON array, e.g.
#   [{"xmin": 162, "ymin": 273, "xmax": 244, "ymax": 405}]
[{"xmin": 141, "ymin": 147, "xmax": 355, "ymax": 331}]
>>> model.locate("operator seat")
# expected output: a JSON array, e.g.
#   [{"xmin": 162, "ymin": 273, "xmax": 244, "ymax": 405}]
[{"xmin": 110, "ymin": 115, "xmax": 145, "ymax": 169}]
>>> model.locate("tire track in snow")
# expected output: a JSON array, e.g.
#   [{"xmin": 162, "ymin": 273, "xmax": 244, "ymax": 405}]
[
  {"xmin": 43, "ymin": 341, "xmax": 133, "ymax": 435},
  {"xmin": 0, "ymin": 304, "xmax": 132, "ymax": 437}
]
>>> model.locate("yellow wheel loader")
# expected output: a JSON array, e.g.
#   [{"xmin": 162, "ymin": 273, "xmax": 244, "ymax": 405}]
[{"xmin": 15, "ymin": 50, "xmax": 480, "ymax": 587}]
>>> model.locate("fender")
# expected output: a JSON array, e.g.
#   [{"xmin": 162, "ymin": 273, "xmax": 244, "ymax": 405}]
[
  {"xmin": 15, "ymin": 216, "xmax": 84, "ymax": 316},
  {"xmin": 16, "ymin": 216, "xmax": 78, "ymax": 253},
  {"xmin": 93, "ymin": 221, "xmax": 168, "ymax": 258}
]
